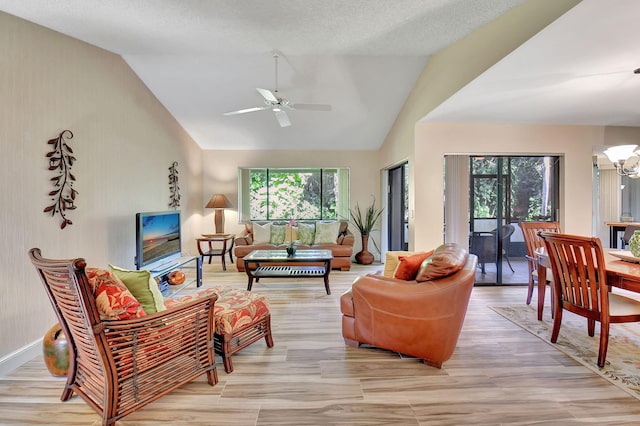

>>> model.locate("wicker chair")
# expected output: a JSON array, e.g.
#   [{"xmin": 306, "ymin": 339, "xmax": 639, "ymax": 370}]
[{"xmin": 29, "ymin": 248, "xmax": 219, "ymax": 426}]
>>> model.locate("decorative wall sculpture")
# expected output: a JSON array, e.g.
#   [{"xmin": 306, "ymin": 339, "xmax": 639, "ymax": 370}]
[
  {"xmin": 168, "ymin": 161, "xmax": 180, "ymax": 209},
  {"xmin": 44, "ymin": 130, "xmax": 77, "ymax": 229}
]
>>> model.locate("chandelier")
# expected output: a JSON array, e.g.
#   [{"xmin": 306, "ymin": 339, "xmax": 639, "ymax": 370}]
[{"xmin": 604, "ymin": 145, "xmax": 640, "ymax": 177}]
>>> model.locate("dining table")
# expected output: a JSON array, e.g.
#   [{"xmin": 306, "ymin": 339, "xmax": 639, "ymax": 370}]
[{"xmin": 535, "ymin": 247, "xmax": 640, "ymax": 321}]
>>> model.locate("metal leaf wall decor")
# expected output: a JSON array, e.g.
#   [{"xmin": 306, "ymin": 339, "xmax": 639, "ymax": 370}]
[
  {"xmin": 43, "ymin": 130, "xmax": 77, "ymax": 229},
  {"xmin": 168, "ymin": 161, "xmax": 180, "ymax": 209}
]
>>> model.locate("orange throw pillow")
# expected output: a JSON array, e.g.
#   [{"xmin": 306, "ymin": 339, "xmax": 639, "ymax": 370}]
[{"xmin": 393, "ymin": 250, "xmax": 434, "ymax": 280}]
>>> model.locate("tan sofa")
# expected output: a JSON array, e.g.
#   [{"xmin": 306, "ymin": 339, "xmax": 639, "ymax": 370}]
[
  {"xmin": 234, "ymin": 220, "xmax": 354, "ymax": 271},
  {"xmin": 340, "ymin": 243, "xmax": 477, "ymax": 368}
]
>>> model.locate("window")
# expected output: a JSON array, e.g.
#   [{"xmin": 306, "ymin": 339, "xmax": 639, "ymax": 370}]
[{"xmin": 238, "ymin": 168, "xmax": 350, "ymax": 221}]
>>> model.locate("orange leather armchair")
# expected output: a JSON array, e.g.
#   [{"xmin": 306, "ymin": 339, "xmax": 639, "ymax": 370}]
[{"xmin": 340, "ymin": 244, "xmax": 477, "ymax": 368}]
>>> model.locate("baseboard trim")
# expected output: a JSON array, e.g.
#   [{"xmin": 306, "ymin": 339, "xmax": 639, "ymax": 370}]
[{"xmin": 0, "ymin": 340, "xmax": 41, "ymax": 378}]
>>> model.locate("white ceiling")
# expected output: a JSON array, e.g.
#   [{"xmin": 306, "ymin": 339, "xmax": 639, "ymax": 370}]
[
  {"xmin": 5, "ymin": 0, "xmax": 638, "ymax": 151},
  {"xmin": 0, "ymin": 0, "xmax": 527, "ymax": 150},
  {"xmin": 425, "ymin": 0, "xmax": 640, "ymax": 128}
]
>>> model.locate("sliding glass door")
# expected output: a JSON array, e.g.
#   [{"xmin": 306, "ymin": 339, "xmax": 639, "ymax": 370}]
[{"xmin": 469, "ymin": 156, "xmax": 559, "ymax": 285}]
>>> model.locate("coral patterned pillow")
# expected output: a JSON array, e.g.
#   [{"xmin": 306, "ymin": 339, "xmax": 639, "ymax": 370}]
[
  {"xmin": 393, "ymin": 250, "xmax": 435, "ymax": 281},
  {"xmin": 86, "ymin": 268, "xmax": 146, "ymax": 320}
]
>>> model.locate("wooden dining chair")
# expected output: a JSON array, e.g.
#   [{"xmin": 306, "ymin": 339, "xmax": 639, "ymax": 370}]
[
  {"xmin": 519, "ymin": 221, "xmax": 561, "ymax": 306},
  {"xmin": 539, "ymin": 233, "xmax": 640, "ymax": 367}
]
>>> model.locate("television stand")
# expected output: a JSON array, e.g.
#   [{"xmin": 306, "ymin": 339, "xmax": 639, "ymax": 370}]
[{"xmin": 149, "ymin": 255, "xmax": 202, "ymax": 298}]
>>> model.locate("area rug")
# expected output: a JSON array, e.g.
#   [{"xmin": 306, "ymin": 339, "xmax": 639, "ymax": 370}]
[{"xmin": 491, "ymin": 304, "xmax": 640, "ymax": 400}]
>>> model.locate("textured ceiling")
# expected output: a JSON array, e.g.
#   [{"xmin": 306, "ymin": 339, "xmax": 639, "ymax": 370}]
[{"xmin": 0, "ymin": 0, "xmax": 526, "ymax": 150}]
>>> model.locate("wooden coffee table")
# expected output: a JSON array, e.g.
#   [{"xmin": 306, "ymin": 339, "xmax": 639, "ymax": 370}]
[{"xmin": 243, "ymin": 249, "xmax": 334, "ymax": 295}]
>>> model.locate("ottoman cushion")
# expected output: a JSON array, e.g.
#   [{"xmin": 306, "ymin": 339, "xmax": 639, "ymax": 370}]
[{"xmin": 164, "ymin": 287, "xmax": 270, "ymax": 335}]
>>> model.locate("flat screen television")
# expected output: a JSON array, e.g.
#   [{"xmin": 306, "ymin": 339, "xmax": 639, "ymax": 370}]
[{"xmin": 135, "ymin": 210, "xmax": 182, "ymax": 271}]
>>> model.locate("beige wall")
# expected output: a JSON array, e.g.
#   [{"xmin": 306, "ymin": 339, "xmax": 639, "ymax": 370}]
[
  {"xmin": 377, "ymin": 0, "xmax": 582, "ymax": 251},
  {"xmin": 413, "ymin": 123, "xmax": 602, "ymax": 250},
  {"xmin": 0, "ymin": 12, "xmax": 203, "ymax": 367},
  {"xmin": 200, "ymin": 150, "xmax": 381, "ymax": 256}
]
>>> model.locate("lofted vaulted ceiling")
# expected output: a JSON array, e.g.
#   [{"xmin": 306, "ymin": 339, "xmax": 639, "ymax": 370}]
[{"xmin": 3, "ymin": 0, "xmax": 639, "ymax": 151}]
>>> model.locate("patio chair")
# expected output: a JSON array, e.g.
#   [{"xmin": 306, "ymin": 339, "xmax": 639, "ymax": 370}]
[{"xmin": 469, "ymin": 224, "xmax": 515, "ymax": 274}]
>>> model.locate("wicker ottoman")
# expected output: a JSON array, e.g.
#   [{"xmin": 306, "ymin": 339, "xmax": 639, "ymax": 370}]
[{"xmin": 164, "ymin": 286, "xmax": 273, "ymax": 373}]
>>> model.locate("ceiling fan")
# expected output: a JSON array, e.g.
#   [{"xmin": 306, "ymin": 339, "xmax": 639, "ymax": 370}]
[{"xmin": 223, "ymin": 52, "xmax": 332, "ymax": 127}]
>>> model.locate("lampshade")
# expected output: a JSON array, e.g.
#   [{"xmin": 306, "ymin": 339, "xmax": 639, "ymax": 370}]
[
  {"xmin": 206, "ymin": 194, "xmax": 233, "ymax": 209},
  {"xmin": 206, "ymin": 194, "xmax": 233, "ymax": 234},
  {"xmin": 604, "ymin": 145, "xmax": 638, "ymax": 163},
  {"xmin": 604, "ymin": 145, "xmax": 640, "ymax": 177}
]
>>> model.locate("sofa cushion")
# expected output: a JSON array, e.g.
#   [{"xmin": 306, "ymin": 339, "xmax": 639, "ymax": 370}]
[
  {"xmin": 253, "ymin": 222, "xmax": 271, "ymax": 243},
  {"xmin": 298, "ymin": 222, "xmax": 316, "ymax": 244},
  {"xmin": 415, "ymin": 245, "xmax": 468, "ymax": 282},
  {"xmin": 270, "ymin": 224, "xmax": 286, "ymax": 244},
  {"xmin": 86, "ymin": 268, "xmax": 147, "ymax": 320},
  {"xmin": 314, "ymin": 221, "xmax": 340, "ymax": 244},
  {"xmin": 109, "ymin": 265, "xmax": 166, "ymax": 314},
  {"xmin": 394, "ymin": 250, "xmax": 435, "ymax": 280}
]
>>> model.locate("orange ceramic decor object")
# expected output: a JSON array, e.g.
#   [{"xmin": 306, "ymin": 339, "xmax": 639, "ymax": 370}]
[
  {"xmin": 43, "ymin": 323, "xmax": 69, "ymax": 377},
  {"xmin": 167, "ymin": 270, "xmax": 186, "ymax": 285}
]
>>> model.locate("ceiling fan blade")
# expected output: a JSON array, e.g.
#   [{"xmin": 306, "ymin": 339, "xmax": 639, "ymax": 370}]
[
  {"xmin": 223, "ymin": 106, "xmax": 268, "ymax": 116},
  {"xmin": 256, "ymin": 88, "xmax": 279, "ymax": 103},
  {"xmin": 274, "ymin": 109, "xmax": 291, "ymax": 127},
  {"xmin": 291, "ymin": 103, "xmax": 332, "ymax": 111}
]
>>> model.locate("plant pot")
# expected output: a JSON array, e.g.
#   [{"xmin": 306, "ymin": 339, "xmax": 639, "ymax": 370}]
[
  {"xmin": 43, "ymin": 323, "xmax": 70, "ymax": 377},
  {"xmin": 286, "ymin": 247, "xmax": 297, "ymax": 257},
  {"xmin": 355, "ymin": 235, "xmax": 374, "ymax": 265}
]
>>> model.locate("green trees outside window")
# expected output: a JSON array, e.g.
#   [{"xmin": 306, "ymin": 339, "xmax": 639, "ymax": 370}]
[
  {"xmin": 240, "ymin": 168, "xmax": 349, "ymax": 221},
  {"xmin": 471, "ymin": 156, "xmax": 558, "ymax": 222}
]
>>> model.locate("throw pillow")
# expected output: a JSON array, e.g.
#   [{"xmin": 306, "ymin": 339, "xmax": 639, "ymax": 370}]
[
  {"xmin": 314, "ymin": 221, "xmax": 340, "ymax": 244},
  {"xmin": 393, "ymin": 250, "xmax": 435, "ymax": 281},
  {"xmin": 86, "ymin": 268, "xmax": 146, "ymax": 320},
  {"xmin": 298, "ymin": 222, "xmax": 316, "ymax": 245},
  {"xmin": 109, "ymin": 264, "xmax": 166, "ymax": 314},
  {"xmin": 252, "ymin": 222, "xmax": 271, "ymax": 244},
  {"xmin": 270, "ymin": 224, "xmax": 286, "ymax": 244},
  {"xmin": 287, "ymin": 226, "xmax": 299, "ymax": 243},
  {"xmin": 383, "ymin": 251, "xmax": 414, "ymax": 278},
  {"xmin": 415, "ymin": 246, "xmax": 467, "ymax": 282}
]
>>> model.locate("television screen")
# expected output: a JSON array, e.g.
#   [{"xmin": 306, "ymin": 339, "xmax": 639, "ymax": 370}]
[{"xmin": 136, "ymin": 210, "xmax": 181, "ymax": 270}]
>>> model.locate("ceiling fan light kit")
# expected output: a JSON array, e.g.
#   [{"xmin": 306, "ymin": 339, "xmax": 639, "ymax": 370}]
[{"xmin": 223, "ymin": 51, "xmax": 332, "ymax": 127}]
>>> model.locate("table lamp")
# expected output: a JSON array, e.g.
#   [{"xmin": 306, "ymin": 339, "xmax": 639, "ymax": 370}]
[{"xmin": 206, "ymin": 194, "xmax": 233, "ymax": 233}]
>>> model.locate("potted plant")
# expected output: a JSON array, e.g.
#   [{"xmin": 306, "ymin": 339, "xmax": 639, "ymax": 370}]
[{"xmin": 350, "ymin": 199, "xmax": 383, "ymax": 264}]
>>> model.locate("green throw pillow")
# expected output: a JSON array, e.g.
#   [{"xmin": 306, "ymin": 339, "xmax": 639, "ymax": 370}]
[
  {"xmin": 314, "ymin": 221, "xmax": 340, "ymax": 244},
  {"xmin": 108, "ymin": 264, "xmax": 166, "ymax": 314},
  {"xmin": 270, "ymin": 224, "xmax": 286, "ymax": 244},
  {"xmin": 298, "ymin": 222, "xmax": 315, "ymax": 245}
]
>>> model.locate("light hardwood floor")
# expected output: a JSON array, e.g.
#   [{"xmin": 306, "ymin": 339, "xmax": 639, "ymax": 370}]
[{"xmin": 2, "ymin": 262, "xmax": 640, "ymax": 425}]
